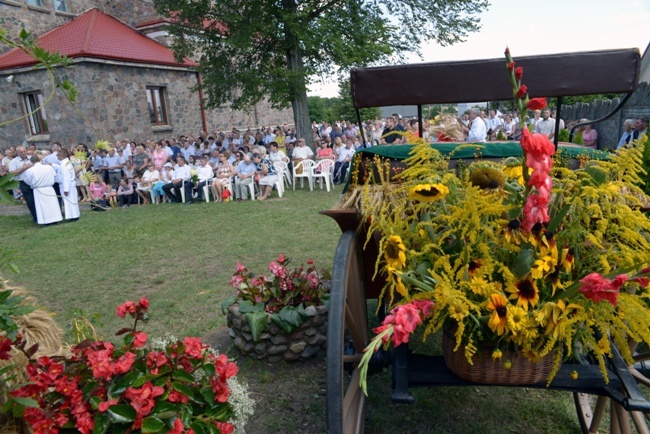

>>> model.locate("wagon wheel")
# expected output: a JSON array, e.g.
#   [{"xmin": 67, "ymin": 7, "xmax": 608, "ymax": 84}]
[
  {"xmin": 574, "ymin": 347, "xmax": 650, "ymax": 434},
  {"xmin": 326, "ymin": 231, "xmax": 369, "ymax": 434}
]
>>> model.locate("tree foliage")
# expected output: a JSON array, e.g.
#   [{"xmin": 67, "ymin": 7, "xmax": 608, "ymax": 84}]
[{"xmin": 153, "ymin": 0, "xmax": 489, "ymax": 139}]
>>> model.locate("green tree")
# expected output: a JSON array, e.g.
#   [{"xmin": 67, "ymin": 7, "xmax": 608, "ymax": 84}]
[
  {"xmin": 307, "ymin": 96, "xmax": 335, "ymax": 123},
  {"xmin": 153, "ymin": 0, "xmax": 488, "ymax": 147}
]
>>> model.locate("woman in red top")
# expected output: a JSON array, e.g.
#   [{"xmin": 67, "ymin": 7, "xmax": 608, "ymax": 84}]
[{"xmin": 315, "ymin": 139, "xmax": 334, "ymax": 160}]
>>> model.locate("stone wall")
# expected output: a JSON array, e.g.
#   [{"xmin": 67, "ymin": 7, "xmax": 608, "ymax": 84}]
[
  {"xmin": 0, "ymin": 0, "xmax": 162, "ymax": 53},
  {"xmin": 559, "ymin": 82, "xmax": 650, "ymax": 150},
  {"xmin": 0, "ymin": 61, "xmax": 293, "ymax": 148}
]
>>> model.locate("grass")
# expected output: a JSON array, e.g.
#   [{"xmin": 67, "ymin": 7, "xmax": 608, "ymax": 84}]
[{"xmin": 0, "ymin": 188, "xmax": 584, "ymax": 433}]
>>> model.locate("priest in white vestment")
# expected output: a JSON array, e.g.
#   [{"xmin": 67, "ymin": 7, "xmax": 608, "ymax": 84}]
[
  {"xmin": 57, "ymin": 149, "xmax": 80, "ymax": 221},
  {"xmin": 23, "ymin": 156, "xmax": 63, "ymax": 225}
]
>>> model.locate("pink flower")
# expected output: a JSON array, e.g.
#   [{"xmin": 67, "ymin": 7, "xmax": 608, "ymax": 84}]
[
  {"xmin": 133, "ymin": 332, "xmax": 147, "ymax": 348},
  {"xmin": 521, "ymin": 129, "xmax": 555, "ymax": 159},
  {"xmin": 138, "ymin": 297, "xmax": 149, "ymax": 310},
  {"xmin": 632, "ymin": 277, "xmax": 649, "ymax": 288},
  {"xmin": 229, "ymin": 275, "xmax": 244, "ymax": 288},
  {"xmin": 116, "ymin": 301, "xmax": 136, "ymax": 318},
  {"xmin": 372, "ymin": 324, "xmax": 392, "ymax": 346},
  {"xmin": 412, "ymin": 299, "xmax": 434, "ymax": 318},
  {"xmin": 114, "ymin": 352, "xmax": 136, "ymax": 374},
  {"xmin": 183, "ymin": 337, "xmax": 205, "ymax": 359},
  {"xmin": 268, "ymin": 260, "xmax": 286, "ymax": 278},
  {"xmin": 215, "ymin": 421, "xmax": 235, "ymax": 434},
  {"xmin": 98, "ymin": 399, "xmax": 117, "ymax": 413},
  {"xmin": 579, "ymin": 273, "xmax": 625, "ymax": 306},
  {"xmin": 522, "ymin": 194, "xmax": 550, "ymax": 232},
  {"xmin": 146, "ymin": 351, "xmax": 168, "ymax": 375},
  {"xmin": 236, "ymin": 262, "xmax": 246, "ymax": 272},
  {"xmin": 277, "ymin": 253, "xmax": 285, "ymax": 262}
]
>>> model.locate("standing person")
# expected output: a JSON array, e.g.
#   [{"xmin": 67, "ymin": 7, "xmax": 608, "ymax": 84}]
[
  {"xmin": 103, "ymin": 148, "xmax": 124, "ymax": 189},
  {"xmin": 8, "ymin": 146, "xmax": 36, "ymax": 223},
  {"xmin": 23, "ymin": 156, "xmax": 63, "ymax": 225},
  {"xmin": 380, "ymin": 117, "xmax": 406, "ymax": 144},
  {"xmin": 534, "ymin": 108, "xmax": 556, "ymax": 140},
  {"xmin": 56, "ymin": 149, "xmax": 80, "ymax": 221},
  {"xmin": 151, "ymin": 141, "xmax": 168, "ymax": 171},
  {"xmin": 467, "ymin": 108, "xmax": 487, "ymax": 142}
]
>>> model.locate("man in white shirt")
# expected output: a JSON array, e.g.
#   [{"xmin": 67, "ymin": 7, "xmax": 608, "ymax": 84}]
[
  {"xmin": 467, "ymin": 108, "xmax": 487, "ymax": 142},
  {"xmin": 334, "ymin": 140, "xmax": 356, "ymax": 184},
  {"xmin": 23, "ymin": 155, "xmax": 63, "ymax": 225},
  {"xmin": 487, "ymin": 110, "xmax": 503, "ymax": 139},
  {"xmin": 180, "ymin": 141, "xmax": 196, "ymax": 162},
  {"xmin": 534, "ymin": 109, "xmax": 556, "ymax": 140},
  {"xmin": 263, "ymin": 130, "xmax": 276, "ymax": 145},
  {"xmin": 8, "ymin": 146, "xmax": 37, "ymax": 222},
  {"xmin": 163, "ymin": 156, "xmax": 192, "ymax": 203},
  {"xmin": 194, "ymin": 156, "xmax": 214, "ymax": 203},
  {"xmin": 56, "ymin": 149, "xmax": 80, "ymax": 221}
]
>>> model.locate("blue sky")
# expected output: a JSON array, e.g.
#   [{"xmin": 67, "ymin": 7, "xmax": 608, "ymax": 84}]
[{"xmin": 308, "ymin": 0, "xmax": 650, "ymax": 97}]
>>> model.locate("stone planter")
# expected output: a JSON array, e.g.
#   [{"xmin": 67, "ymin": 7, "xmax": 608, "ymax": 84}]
[{"xmin": 226, "ymin": 304, "xmax": 328, "ymax": 363}]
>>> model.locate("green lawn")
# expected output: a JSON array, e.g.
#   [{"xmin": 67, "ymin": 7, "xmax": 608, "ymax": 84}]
[{"xmin": 0, "ymin": 188, "xmax": 583, "ymax": 433}]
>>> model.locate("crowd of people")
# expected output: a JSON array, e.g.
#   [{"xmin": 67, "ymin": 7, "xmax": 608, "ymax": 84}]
[{"xmin": 2, "ymin": 113, "xmax": 647, "ymax": 225}]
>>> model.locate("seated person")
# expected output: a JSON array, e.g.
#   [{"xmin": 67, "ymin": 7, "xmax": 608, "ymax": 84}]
[
  {"xmin": 105, "ymin": 182, "xmax": 118, "ymax": 207},
  {"xmin": 136, "ymin": 163, "xmax": 160, "ymax": 205},
  {"xmin": 152, "ymin": 162, "xmax": 173, "ymax": 203},
  {"xmin": 89, "ymin": 175, "xmax": 106, "ymax": 204},
  {"xmin": 334, "ymin": 140, "xmax": 356, "ymax": 184},
  {"xmin": 194, "ymin": 156, "xmax": 214, "ymax": 203},
  {"xmin": 162, "ymin": 156, "xmax": 192, "ymax": 203},
  {"xmin": 291, "ymin": 138, "xmax": 314, "ymax": 173},
  {"xmin": 234, "ymin": 153, "xmax": 256, "ymax": 201},
  {"xmin": 117, "ymin": 178, "xmax": 134, "ymax": 208},
  {"xmin": 252, "ymin": 153, "xmax": 278, "ymax": 201},
  {"xmin": 211, "ymin": 150, "xmax": 235, "ymax": 203},
  {"xmin": 315, "ymin": 139, "xmax": 334, "ymax": 160}
]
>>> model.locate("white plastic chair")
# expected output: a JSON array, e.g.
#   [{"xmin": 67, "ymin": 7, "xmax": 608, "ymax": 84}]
[
  {"xmin": 273, "ymin": 161, "xmax": 291, "ymax": 188},
  {"xmin": 311, "ymin": 159, "xmax": 335, "ymax": 192},
  {"xmin": 201, "ymin": 178, "xmax": 214, "ymax": 202},
  {"xmin": 292, "ymin": 159, "xmax": 315, "ymax": 190}
]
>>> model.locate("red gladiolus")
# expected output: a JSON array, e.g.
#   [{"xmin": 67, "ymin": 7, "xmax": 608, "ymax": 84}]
[
  {"xmin": 516, "ymin": 84, "xmax": 528, "ymax": 99},
  {"xmin": 526, "ymin": 97, "xmax": 547, "ymax": 110},
  {"xmin": 505, "ymin": 47, "xmax": 510, "ymax": 55},
  {"xmin": 579, "ymin": 273, "xmax": 627, "ymax": 306},
  {"xmin": 515, "ymin": 66, "xmax": 523, "ymax": 79},
  {"xmin": 633, "ymin": 277, "xmax": 649, "ymax": 288},
  {"xmin": 507, "ymin": 61, "xmax": 515, "ymax": 70},
  {"xmin": 522, "ymin": 194, "xmax": 550, "ymax": 233}
]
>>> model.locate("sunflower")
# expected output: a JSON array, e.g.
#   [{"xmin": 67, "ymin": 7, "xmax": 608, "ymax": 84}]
[
  {"xmin": 384, "ymin": 236, "xmax": 406, "ymax": 269},
  {"xmin": 486, "ymin": 293, "xmax": 509, "ymax": 335},
  {"xmin": 408, "ymin": 183, "xmax": 449, "ymax": 202},
  {"xmin": 506, "ymin": 276, "xmax": 539, "ymax": 311},
  {"xmin": 505, "ymin": 219, "xmax": 525, "ymax": 245},
  {"xmin": 386, "ymin": 266, "xmax": 408, "ymax": 297},
  {"xmin": 560, "ymin": 247, "xmax": 575, "ymax": 273}
]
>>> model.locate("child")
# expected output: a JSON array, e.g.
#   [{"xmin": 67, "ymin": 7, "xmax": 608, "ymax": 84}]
[
  {"xmin": 117, "ymin": 178, "xmax": 133, "ymax": 208},
  {"xmin": 123, "ymin": 161, "xmax": 136, "ymax": 183},
  {"xmin": 105, "ymin": 182, "xmax": 118, "ymax": 208}
]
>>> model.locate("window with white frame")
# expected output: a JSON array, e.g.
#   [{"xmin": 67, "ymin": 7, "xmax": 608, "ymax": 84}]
[
  {"xmin": 22, "ymin": 91, "xmax": 48, "ymax": 135},
  {"xmin": 146, "ymin": 86, "xmax": 168, "ymax": 125},
  {"xmin": 53, "ymin": 0, "xmax": 68, "ymax": 12}
]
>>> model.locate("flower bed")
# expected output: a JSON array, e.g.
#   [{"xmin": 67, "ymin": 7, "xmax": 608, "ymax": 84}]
[{"xmin": 226, "ymin": 303, "xmax": 327, "ymax": 363}]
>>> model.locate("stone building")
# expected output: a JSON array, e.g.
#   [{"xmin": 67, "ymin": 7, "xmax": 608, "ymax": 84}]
[{"xmin": 0, "ymin": 1, "xmax": 292, "ymax": 148}]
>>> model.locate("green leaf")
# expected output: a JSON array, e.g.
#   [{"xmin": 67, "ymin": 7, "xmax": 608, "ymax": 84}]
[
  {"xmin": 12, "ymin": 397, "xmax": 39, "ymax": 408},
  {"xmin": 547, "ymin": 203, "xmax": 571, "ymax": 233},
  {"xmin": 237, "ymin": 300, "xmax": 264, "ymax": 313},
  {"xmin": 202, "ymin": 363, "xmax": 215, "ymax": 378},
  {"xmin": 244, "ymin": 311, "xmax": 268, "ymax": 341},
  {"xmin": 277, "ymin": 305, "xmax": 308, "ymax": 328},
  {"xmin": 92, "ymin": 412, "xmax": 110, "ymax": 434},
  {"xmin": 141, "ymin": 416, "xmax": 165, "ymax": 433},
  {"xmin": 109, "ymin": 371, "xmax": 143, "ymax": 398},
  {"xmin": 89, "ymin": 396, "xmax": 102, "ymax": 410},
  {"xmin": 205, "ymin": 402, "xmax": 230, "ymax": 420},
  {"xmin": 171, "ymin": 381, "xmax": 194, "ymax": 399},
  {"xmin": 270, "ymin": 314, "xmax": 294, "ymax": 334},
  {"xmin": 151, "ymin": 400, "xmax": 180, "ymax": 419},
  {"xmin": 106, "ymin": 404, "xmax": 137, "ymax": 423},
  {"xmin": 220, "ymin": 295, "xmax": 237, "ymax": 314},
  {"xmin": 172, "ymin": 370, "xmax": 195, "ymax": 383},
  {"xmin": 200, "ymin": 387, "xmax": 215, "ymax": 407},
  {"xmin": 514, "ymin": 247, "xmax": 535, "ymax": 279},
  {"xmin": 190, "ymin": 420, "xmax": 208, "ymax": 434}
]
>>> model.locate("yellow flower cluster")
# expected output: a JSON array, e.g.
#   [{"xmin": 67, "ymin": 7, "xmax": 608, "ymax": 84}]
[{"xmin": 362, "ymin": 134, "xmax": 650, "ymax": 383}]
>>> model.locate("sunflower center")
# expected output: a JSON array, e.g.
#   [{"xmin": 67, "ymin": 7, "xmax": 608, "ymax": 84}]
[
  {"xmin": 516, "ymin": 280, "xmax": 536, "ymax": 300},
  {"xmin": 508, "ymin": 219, "xmax": 521, "ymax": 230},
  {"xmin": 418, "ymin": 187, "xmax": 440, "ymax": 197},
  {"xmin": 496, "ymin": 306, "xmax": 507, "ymax": 317},
  {"xmin": 385, "ymin": 243, "xmax": 400, "ymax": 259}
]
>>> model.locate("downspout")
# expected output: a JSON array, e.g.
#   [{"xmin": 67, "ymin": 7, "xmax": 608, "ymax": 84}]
[{"xmin": 196, "ymin": 71, "xmax": 208, "ymax": 133}]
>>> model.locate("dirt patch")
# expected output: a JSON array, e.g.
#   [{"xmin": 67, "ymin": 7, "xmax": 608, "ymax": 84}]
[{"xmin": 202, "ymin": 327, "xmax": 234, "ymax": 354}]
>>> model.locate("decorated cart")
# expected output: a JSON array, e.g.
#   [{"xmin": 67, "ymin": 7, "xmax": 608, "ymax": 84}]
[{"xmin": 322, "ymin": 48, "xmax": 650, "ymax": 433}]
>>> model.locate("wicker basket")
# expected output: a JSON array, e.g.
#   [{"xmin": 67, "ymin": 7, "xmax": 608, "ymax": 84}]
[{"xmin": 442, "ymin": 329, "xmax": 554, "ymax": 385}]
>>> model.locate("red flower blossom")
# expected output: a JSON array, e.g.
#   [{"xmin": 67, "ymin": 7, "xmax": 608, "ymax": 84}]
[
  {"xmin": 526, "ymin": 97, "xmax": 547, "ymax": 110},
  {"xmin": 516, "ymin": 84, "xmax": 528, "ymax": 99},
  {"xmin": 168, "ymin": 390, "xmax": 189, "ymax": 404},
  {"xmin": 170, "ymin": 418, "xmax": 186, "ymax": 434},
  {"xmin": 125, "ymin": 382, "xmax": 165, "ymax": 419},
  {"xmin": 235, "ymin": 262, "xmax": 246, "ymax": 272},
  {"xmin": 138, "ymin": 296, "xmax": 149, "ymax": 310},
  {"xmin": 579, "ymin": 273, "xmax": 626, "ymax": 306},
  {"xmin": 229, "ymin": 275, "xmax": 244, "ymax": 288},
  {"xmin": 183, "ymin": 337, "xmax": 205, "ymax": 359},
  {"xmin": 133, "ymin": 332, "xmax": 147, "ymax": 348},
  {"xmin": 98, "ymin": 399, "xmax": 117, "ymax": 413},
  {"xmin": 114, "ymin": 352, "xmax": 136, "ymax": 374},
  {"xmin": 86, "ymin": 348, "xmax": 115, "ymax": 380},
  {"xmin": 116, "ymin": 301, "xmax": 137, "ymax": 318},
  {"xmin": 215, "ymin": 421, "xmax": 235, "ymax": 434},
  {"xmin": 522, "ymin": 194, "xmax": 550, "ymax": 232},
  {"xmin": 306, "ymin": 259, "xmax": 314, "ymax": 265},
  {"xmin": 515, "ymin": 66, "xmax": 523, "ymax": 79},
  {"xmin": 437, "ymin": 133, "xmax": 452, "ymax": 142},
  {"xmin": 147, "ymin": 351, "xmax": 168, "ymax": 375},
  {"xmin": 507, "ymin": 61, "xmax": 515, "ymax": 70},
  {"xmin": 633, "ymin": 277, "xmax": 649, "ymax": 288},
  {"xmin": 0, "ymin": 337, "xmax": 12, "ymax": 361},
  {"xmin": 412, "ymin": 299, "xmax": 434, "ymax": 318}
]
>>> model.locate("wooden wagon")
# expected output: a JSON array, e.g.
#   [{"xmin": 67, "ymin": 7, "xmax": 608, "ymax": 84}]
[{"xmin": 322, "ymin": 48, "xmax": 650, "ymax": 434}]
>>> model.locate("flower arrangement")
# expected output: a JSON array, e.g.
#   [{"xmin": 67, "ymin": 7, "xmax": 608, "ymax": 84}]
[
  {"xmin": 6, "ymin": 297, "xmax": 254, "ymax": 434},
  {"xmin": 358, "ymin": 48, "xmax": 650, "ymax": 391},
  {"xmin": 221, "ymin": 255, "xmax": 329, "ymax": 342}
]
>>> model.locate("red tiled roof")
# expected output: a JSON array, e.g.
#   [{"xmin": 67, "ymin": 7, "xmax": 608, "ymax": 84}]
[{"xmin": 0, "ymin": 8, "xmax": 197, "ymax": 71}]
